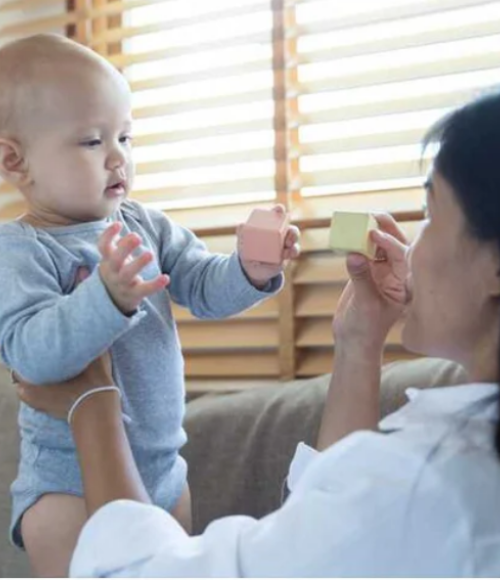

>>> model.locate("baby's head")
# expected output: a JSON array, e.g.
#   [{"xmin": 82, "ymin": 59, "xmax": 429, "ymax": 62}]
[{"xmin": 0, "ymin": 34, "xmax": 134, "ymax": 225}]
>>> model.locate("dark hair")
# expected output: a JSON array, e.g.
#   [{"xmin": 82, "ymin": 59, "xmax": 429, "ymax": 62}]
[{"xmin": 423, "ymin": 90, "xmax": 500, "ymax": 457}]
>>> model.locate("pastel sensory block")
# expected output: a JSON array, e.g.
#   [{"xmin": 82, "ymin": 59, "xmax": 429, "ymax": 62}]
[
  {"xmin": 239, "ymin": 208, "xmax": 289, "ymax": 264},
  {"xmin": 329, "ymin": 211, "xmax": 378, "ymax": 259}
]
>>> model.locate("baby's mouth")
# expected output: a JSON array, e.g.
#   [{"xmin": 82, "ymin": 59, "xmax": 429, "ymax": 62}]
[{"xmin": 105, "ymin": 181, "xmax": 126, "ymax": 197}]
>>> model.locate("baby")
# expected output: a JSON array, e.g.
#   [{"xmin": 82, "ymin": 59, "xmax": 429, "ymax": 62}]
[{"xmin": 0, "ymin": 34, "xmax": 299, "ymax": 576}]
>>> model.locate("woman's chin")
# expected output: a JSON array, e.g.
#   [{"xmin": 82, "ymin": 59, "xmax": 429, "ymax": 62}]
[{"xmin": 402, "ymin": 317, "xmax": 451, "ymax": 361}]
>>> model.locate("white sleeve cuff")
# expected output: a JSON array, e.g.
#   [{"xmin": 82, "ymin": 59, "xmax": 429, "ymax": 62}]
[
  {"xmin": 286, "ymin": 442, "xmax": 319, "ymax": 493},
  {"xmin": 70, "ymin": 500, "xmax": 186, "ymax": 577}
]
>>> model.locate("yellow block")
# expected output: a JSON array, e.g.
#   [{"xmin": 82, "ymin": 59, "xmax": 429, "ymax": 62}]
[{"xmin": 329, "ymin": 211, "xmax": 378, "ymax": 259}]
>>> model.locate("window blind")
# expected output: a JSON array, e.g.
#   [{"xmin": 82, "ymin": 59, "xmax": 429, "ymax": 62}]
[
  {"xmin": 1, "ymin": 0, "xmax": 499, "ymax": 221},
  {"xmin": 1, "ymin": 0, "xmax": 499, "ymax": 383},
  {"xmin": 287, "ymin": 0, "xmax": 500, "ymax": 379},
  {"xmin": 294, "ymin": 0, "xmax": 500, "ymax": 209}
]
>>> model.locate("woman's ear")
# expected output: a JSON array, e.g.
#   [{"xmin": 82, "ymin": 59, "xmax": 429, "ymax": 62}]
[{"xmin": 0, "ymin": 137, "xmax": 31, "ymax": 187}]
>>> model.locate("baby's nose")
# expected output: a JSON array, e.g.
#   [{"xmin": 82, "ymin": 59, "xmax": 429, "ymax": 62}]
[{"xmin": 106, "ymin": 149, "xmax": 126, "ymax": 169}]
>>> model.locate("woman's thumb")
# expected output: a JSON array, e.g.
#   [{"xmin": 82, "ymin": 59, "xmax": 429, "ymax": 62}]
[
  {"xmin": 345, "ymin": 253, "xmax": 376, "ymax": 295},
  {"xmin": 346, "ymin": 253, "xmax": 370, "ymax": 279}
]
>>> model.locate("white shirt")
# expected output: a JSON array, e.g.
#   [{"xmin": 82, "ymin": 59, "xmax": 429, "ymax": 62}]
[{"xmin": 71, "ymin": 383, "xmax": 500, "ymax": 577}]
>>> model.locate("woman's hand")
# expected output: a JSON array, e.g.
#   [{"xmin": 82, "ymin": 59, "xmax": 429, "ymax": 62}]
[
  {"xmin": 333, "ymin": 213, "xmax": 410, "ymax": 354},
  {"xmin": 16, "ymin": 354, "xmax": 113, "ymax": 421}
]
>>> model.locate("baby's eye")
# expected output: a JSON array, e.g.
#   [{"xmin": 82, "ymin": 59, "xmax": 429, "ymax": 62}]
[
  {"xmin": 81, "ymin": 138, "xmax": 102, "ymax": 148},
  {"xmin": 119, "ymin": 135, "xmax": 133, "ymax": 145}
]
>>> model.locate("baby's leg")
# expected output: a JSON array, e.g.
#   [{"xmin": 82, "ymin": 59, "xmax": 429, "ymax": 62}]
[
  {"xmin": 170, "ymin": 483, "xmax": 192, "ymax": 534},
  {"xmin": 22, "ymin": 486, "xmax": 191, "ymax": 576},
  {"xmin": 21, "ymin": 493, "xmax": 87, "ymax": 578}
]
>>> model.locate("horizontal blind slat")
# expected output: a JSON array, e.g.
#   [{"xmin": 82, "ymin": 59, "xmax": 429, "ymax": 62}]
[
  {"xmin": 91, "ymin": 1, "xmax": 273, "ymax": 45},
  {"xmin": 173, "ymin": 298, "xmax": 279, "ymax": 322},
  {"xmin": 133, "ymin": 119, "xmax": 273, "ymax": 146},
  {"xmin": 184, "ymin": 352, "xmax": 280, "ymax": 377},
  {"xmin": 300, "ymin": 86, "xmax": 492, "ymax": 128},
  {"xmin": 90, "ymin": 0, "xmax": 273, "ymax": 20},
  {"xmin": 91, "ymin": 18, "xmax": 274, "ymax": 49},
  {"xmin": 107, "ymin": 32, "xmax": 275, "ymax": 67},
  {"xmin": 178, "ymin": 320, "xmax": 278, "ymax": 349},
  {"xmin": 300, "ymin": 49, "xmax": 500, "ymax": 95},
  {"xmin": 296, "ymin": 349, "xmax": 417, "ymax": 377},
  {"xmin": 0, "ymin": 0, "xmax": 60, "ymax": 12},
  {"xmin": 302, "ymin": 160, "xmax": 421, "ymax": 189},
  {"xmin": 0, "ymin": 12, "xmax": 76, "ymax": 36},
  {"xmin": 132, "ymin": 89, "xmax": 274, "ymax": 119},
  {"xmin": 136, "ymin": 147, "xmax": 275, "ymax": 174},
  {"xmin": 299, "ymin": 14, "xmax": 500, "ymax": 64},
  {"xmin": 130, "ymin": 60, "xmax": 274, "ymax": 92},
  {"xmin": 294, "ymin": 0, "xmax": 494, "ymax": 35},
  {"xmin": 296, "ymin": 318, "xmax": 404, "ymax": 347},
  {"xmin": 134, "ymin": 176, "xmax": 275, "ymax": 203}
]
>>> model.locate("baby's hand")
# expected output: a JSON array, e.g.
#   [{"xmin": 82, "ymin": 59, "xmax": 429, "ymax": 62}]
[
  {"xmin": 98, "ymin": 222, "xmax": 169, "ymax": 315},
  {"xmin": 237, "ymin": 205, "xmax": 301, "ymax": 289}
]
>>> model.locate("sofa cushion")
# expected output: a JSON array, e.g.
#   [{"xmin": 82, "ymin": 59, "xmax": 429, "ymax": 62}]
[{"xmin": 0, "ymin": 365, "xmax": 31, "ymax": 577}]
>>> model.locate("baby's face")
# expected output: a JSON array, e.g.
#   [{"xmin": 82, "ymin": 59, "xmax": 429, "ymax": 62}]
[{"xmin": 22, "ymin": 63, "xmax": 134, "ymax": 223}]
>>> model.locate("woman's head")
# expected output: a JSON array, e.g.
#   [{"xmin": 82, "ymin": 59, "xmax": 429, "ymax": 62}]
[{"xmin": 403, "ymin": 91, "xmax": 500, "ymax": 382}]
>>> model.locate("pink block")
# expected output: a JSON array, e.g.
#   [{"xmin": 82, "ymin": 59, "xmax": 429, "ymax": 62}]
[{"xmin": 239, "ymin": 209, "xmax": 289, "ymax": 265}]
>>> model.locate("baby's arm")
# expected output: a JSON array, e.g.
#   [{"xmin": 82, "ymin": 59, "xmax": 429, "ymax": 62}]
[
  {"xmin": 147, "ymin": 209, "xmax": 283, "ymax": 319},
  {"xmin": 0, "ymin": 233, "xmax": 144, "ymax": 384}
]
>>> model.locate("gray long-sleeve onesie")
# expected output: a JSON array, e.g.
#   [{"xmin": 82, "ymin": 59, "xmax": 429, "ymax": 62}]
[{"xmin": 0, "ymin": 200, "xmax": 282, "ymax": 547}]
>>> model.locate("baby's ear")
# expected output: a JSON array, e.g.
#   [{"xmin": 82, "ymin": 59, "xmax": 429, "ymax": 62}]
[{"xmin": 0, "ymin": 137, "xmax": 30, "ymax": 187}]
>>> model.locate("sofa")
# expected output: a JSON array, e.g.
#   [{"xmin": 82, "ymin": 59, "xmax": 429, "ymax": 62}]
[{"xmin": 0, "ymin": 358, "xmax": 467, "ymax": 577}]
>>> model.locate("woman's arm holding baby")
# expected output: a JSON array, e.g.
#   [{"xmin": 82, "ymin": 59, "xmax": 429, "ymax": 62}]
[{"xmin": 17, "ymin": 355, "xmax": 150, "ymax": 516}]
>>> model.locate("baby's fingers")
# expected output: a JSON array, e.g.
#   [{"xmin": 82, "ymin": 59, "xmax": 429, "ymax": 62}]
[
  {"xmin": 284, "ymin": 225, "xmax": 300, "ymax": 248},
  {"xmin": 117, "ymin": 246, "xmax": 152, "ymax": 282},
  {"xmin": 272, "ymin": 204, "xmax": 286, "ymax": 215},
  {"xmin": 132, "ymin": 275, "xmax": 170, "ymax": 300},
  {"xmin": 98, "ymin": 222, "xmax": 122, "ymax": 260},
  {"xmin": 283, "ymin": 242, "xmax": 300, "ymax": 260},
  {"xmin": 109, "ymin": 233, "xmax": 142, "ymax": 272}
]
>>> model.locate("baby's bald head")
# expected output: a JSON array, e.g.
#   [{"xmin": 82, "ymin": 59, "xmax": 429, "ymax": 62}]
[{"xmin": 0, "ymin": 34, "xmax": 126, "ymax": 140}]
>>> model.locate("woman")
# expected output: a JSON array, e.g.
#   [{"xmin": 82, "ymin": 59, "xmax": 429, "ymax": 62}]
[{"xmin": 18, "ymin": 92, "xmax": 500, "ymax": 576}]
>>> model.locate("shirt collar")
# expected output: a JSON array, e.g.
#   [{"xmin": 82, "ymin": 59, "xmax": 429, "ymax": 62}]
[{"xmin": 379, "ymin": 383, "xmax": 499, "ymax": 432}]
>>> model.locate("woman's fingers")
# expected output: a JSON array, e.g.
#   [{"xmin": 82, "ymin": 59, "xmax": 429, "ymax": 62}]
[
  {"xmin": 16, "ymin": 354, "xmax": 116, "ymax": 420},
  {"xmin": 370, "ymin": 229, "xmax": 408, "ymax": 263},
  {"xmin": 372, "ymin": 213, "xmax": 408, "ymax": 245},
  {"xmin": 344, "ymin": 253, "xmax": 380, "ymax": 300},
  {"xmin": 17, "ymin": 383, "xmax": 54, "ymax": 414}
]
